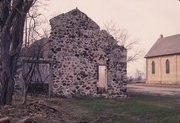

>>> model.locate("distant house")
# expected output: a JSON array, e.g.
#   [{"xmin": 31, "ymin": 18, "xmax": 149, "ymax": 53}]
[
  {"xmin": 145, "ymin": 34, "xmax": 180, "ymax": 84},
  {"xmin": 18, "ymin": 8, "xmax": 127, "ymax": 98}
]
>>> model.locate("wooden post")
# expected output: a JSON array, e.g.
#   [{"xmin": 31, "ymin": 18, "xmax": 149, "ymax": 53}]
[{"xmin": 48, "ymin": 63, "xmax": 53, "ymax": 97}]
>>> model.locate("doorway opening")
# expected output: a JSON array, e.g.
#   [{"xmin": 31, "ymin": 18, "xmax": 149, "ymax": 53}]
[{"xmin": 97, "ymin": 65, "xmax": 107, "ymax": 93}]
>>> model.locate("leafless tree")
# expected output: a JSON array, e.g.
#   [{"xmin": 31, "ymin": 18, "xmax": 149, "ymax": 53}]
[
  {"xmin": 21, "ymin": 39, "xmax": 49, "ymax": 104},
  {"xmin": 21, "ymin": 2, "xmax": 49, "ymax": 104},
  {"xmin": 104, "ymin": 22, "xmax": 142, "ymax": 62},
  {"xmin": 0, "ymin": 0, "xmax": 36, "ymax": 105},
  {"xmin": 135, "ymin": 69, "xmax": 144, "ymax": 81},
  {"xmin": 24, "ymin": 1, "xmax": 49, "ymax": 47},
  {"xmin": 0, "ymin": 0, "xmax": 50, "ymax": 105}
]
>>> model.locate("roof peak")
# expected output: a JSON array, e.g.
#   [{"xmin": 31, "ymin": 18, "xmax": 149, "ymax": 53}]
[
  {"xmin": 67, "ymin": 7, "xmax": 83, "ymax": 15},
  {"xmin": 158, "ymin": 33, "xmax": 180, "ymax": 40},
  {"xmin": 49, "ymin": 8, "xmax": 100, "ymax": 30},
  {"xmin": 50, "ymin": 8, "xmax": 87, "ymax": 23}
]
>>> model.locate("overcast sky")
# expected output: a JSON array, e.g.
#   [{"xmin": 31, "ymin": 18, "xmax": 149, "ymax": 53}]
[{"xmin": 40, "ymin": 0, "xmax": 180, "ymax": 76}]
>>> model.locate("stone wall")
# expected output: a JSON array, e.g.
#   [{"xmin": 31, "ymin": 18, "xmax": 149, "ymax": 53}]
[{"xmin": 49, "ymin": 8, "xmax": 127, "ymax": 98}]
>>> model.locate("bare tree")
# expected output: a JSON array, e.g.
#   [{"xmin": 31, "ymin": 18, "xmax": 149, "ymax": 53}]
[
  {"xmin": 21, "ymin": 39, "xmax": 49, "ymax": 104},
  {"xmin": 135, "ymin": 69, "xmax": 144, "ymax": 81},
  {"xmin": 104, "ymin": 22, "xmax": 142, "ymax": 62},
  {"xmin": 24, "ymin": 1, "xmax": 49, "ymax": 47},
  {"xmin": 21, "ymin": 2, "xmax": 49, "ymax": 104},
  {"xmin": 0, "ymin": 0, "xmax": 35, "ymax": 105}
]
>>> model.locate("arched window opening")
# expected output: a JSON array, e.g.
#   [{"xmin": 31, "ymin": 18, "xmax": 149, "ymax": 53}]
[
  {"xmin": 166, "ymin": 59, "xmax": 170, "ymax": 74},
  {"xmin": 152, "ymin": 61, "xmax": 155, "ymax": 74}
]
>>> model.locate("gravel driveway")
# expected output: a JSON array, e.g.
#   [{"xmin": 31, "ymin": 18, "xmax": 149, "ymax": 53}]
[{"xmin": 127, "ymin": 83, "xmax": 180, "ymax": 96}]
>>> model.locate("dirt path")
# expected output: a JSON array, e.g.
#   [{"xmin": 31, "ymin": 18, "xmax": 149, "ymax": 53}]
[{"xmin": 127, "ymin": 84, "xmax": 180, "ymax": 96}]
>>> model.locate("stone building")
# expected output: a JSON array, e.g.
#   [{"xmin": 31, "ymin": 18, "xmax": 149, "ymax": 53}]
[
  {"xmin": 145, "ymin": 34, "xmax": 180, "ymax": 84},
  {"xmin": 16, "ymin": 8, "xmax": 127, "ymax": 98},
  {"xmin": 48, "ymin": 8, "xmax": 127, "ymax": 98}
]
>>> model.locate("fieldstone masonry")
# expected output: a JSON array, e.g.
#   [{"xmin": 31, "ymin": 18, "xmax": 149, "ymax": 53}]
[{"xmin": 48, "ymin": 8, "xmax": 127, "ymax": 98}]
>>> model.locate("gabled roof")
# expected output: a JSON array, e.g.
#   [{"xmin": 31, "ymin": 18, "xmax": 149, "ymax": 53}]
[{"xmin": 145, "ymin": 34, "xmax": 180, "ymax": 58}]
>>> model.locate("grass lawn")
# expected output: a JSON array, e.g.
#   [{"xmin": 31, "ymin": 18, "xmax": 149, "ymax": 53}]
[
  {"xmin": 2, "ymin": 93, "xmax": 180, "ymax": 123},
  {"xmin": 60, "ymin": 93, "xmax": 180, "ymax": 123}
]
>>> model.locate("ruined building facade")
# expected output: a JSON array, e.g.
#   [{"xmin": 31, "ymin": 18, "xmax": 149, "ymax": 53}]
[
  {"xmin": 14, "ymin": 9, "xmax": 127, "ymax": 98},
  {"xmin": 48, "ymin": 9, "xmax": 127, "ymax": 98}
]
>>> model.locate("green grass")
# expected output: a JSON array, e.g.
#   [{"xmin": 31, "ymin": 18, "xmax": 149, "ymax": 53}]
[
  {"xmin": 12, "ymin": 93, "xmax": 180, "ymax": 123},
  {"xmin": 60, "ymin": 93, "xmax": 180, "ymax": 123}
]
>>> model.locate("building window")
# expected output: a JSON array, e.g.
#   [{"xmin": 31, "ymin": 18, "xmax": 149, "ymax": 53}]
[
  {"xmin": 166, "ymin": 59, "xmax": 170, "ymax": 74},
  {"xmin": 152, "ymin": 61, "xmax": 155, "ymax": 74}
]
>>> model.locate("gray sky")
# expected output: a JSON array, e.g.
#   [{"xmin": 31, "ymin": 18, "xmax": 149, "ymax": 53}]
[{"xmin": 41, "ymin": 0, "xmax": 180, "ymax": 76}]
